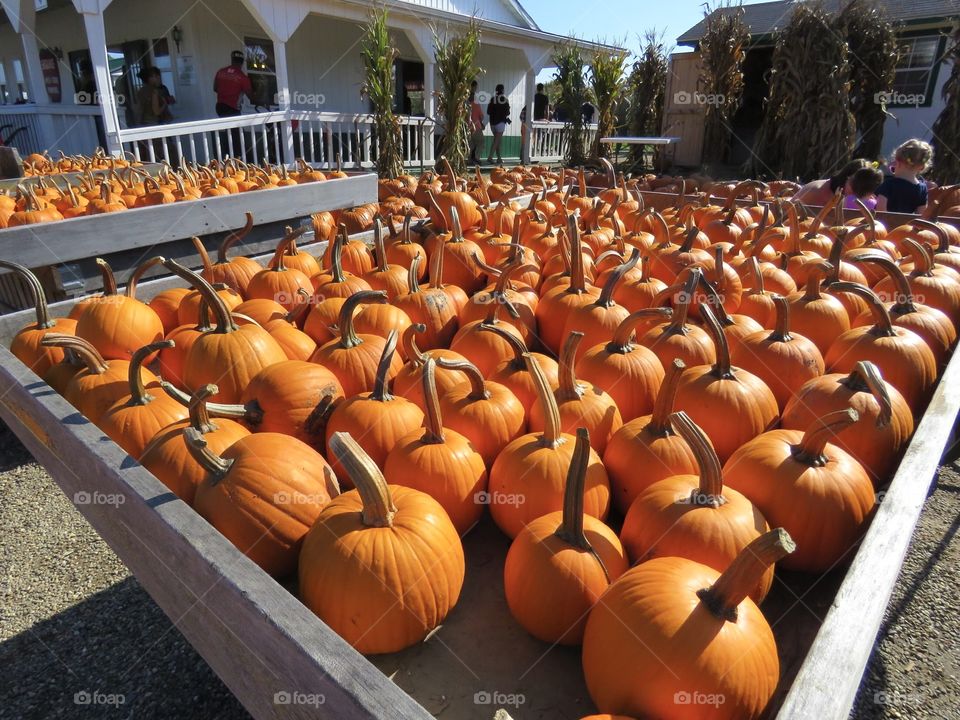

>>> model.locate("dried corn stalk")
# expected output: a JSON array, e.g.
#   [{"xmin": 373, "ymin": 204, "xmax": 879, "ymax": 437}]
[
  {"xmin": 434, "ymin": 18, "xmax": 483, "ymax": 176},
  {"xmin": 589, "ymin": 46, "xmax": 629, "ymax": 160},
  {"xmin": 553, "ymin": 41, "xmax": 590, "ymax": 167},
  {"xmin": 751, "ymin": 1, "xmax": 856, "ymax": 179},
  {"xmin": 698, "ymin": 2, "xmax": 749, "ymax": 166},
  {"xmin": 931, "ymin": 31, "xmax": 960, "ymax": 185},
  {"xmin": 360, "ymin": 6, "xmax": 403, "ymax": 179},
  {"xmin": 627, "ymin": 32, "xmax": 669, "ymax": 164}
]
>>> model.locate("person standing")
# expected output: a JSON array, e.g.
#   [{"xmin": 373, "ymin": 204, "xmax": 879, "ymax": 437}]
[
  {"xmin": 486, "ymin": 84, "xmax": 510, "ymax": 166},
  {"xmin": 876, "ymin": 139, "xmax": 933, "ymax": 214},
  {"xmin": 533, "ymin": 83, "xmax": 549, "ymax": 121},
  {"xmin": 136, "ymin": 67, "xmax": 169, "ymax": 125},
  {"xmin": 469, "ymin": 81, "xmax": 485, "ymax": 165},
  {"xmin": 213, "ymin": 50, "xmax": 252, "ymax": 117}
]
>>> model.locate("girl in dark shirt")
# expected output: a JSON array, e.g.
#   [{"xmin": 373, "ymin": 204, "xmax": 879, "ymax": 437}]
[
  {"xmin": 486, "ymin": 84, "xmax": 510, "ymax": 165},
  {"xmin": 876, "ymin": 139, "xmax": 933, "ymax": 214}
]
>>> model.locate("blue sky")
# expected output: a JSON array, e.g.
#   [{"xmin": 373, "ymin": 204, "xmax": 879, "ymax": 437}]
[{"xmin": 521, "ymin": 0, "xmax": 775, "ymax": 79}]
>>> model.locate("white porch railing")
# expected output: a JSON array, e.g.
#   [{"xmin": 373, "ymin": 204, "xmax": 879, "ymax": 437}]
[
  {"xmin": 117, "ymin": 110, "xmax": 436, "ymax": 170},
  {"xmin": 529, "ymin": 121, "xmax": 599, "ymax": 164},
  {"xmin": 0, "ymin": 104, "xmax": 103, "ymax": 158}
]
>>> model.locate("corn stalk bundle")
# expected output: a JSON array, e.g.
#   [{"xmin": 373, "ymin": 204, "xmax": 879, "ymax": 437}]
[
  {"xmin": 360, "ymin": 6, "xmax": 403, "ymax": 179},
  {"xmin": 589, "ymin": 47, "xmax": 629, "ymax": 160},
  {"xmin": 434, "ymin": 19, "xmax": 483, "ymax": 176},
  {"xmin": 698, "ymin": 2, "xmax": 749, "ymax": 166},
  {"xmin": 838, "ymin": 0, "xmax": 899, "ymax": 159},
  {"xmin": 931, "ymin": 31, "xmax": 960, "ymax": 185},
  {"xmin": 751, "ymin": 1, "xmax": 856, "ymax": 180},
  {"xmin": 627, "ymin": 32, "xmax": 669, "ymax": 164},
  {"xmin": 553, "ymin": 41, "xmax": 590, "ymax": 167}
]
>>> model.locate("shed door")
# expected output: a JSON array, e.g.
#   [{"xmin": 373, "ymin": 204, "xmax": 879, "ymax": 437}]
[{"xmin": 662, "ymin": 52, "xmax": 705, "ymax": 168}]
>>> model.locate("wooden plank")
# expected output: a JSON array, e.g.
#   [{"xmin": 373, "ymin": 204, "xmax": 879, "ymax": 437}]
[
  {"xmin": 0, "ymin": 174, "xmax": 377, "ymax": 273},
  {"xmin": 0, "ymin": 347, "xmax": 432, "ymax": 720},
  {"xmin": 774, "ymin": 346, "xmax": 960, "ymax": 718}
]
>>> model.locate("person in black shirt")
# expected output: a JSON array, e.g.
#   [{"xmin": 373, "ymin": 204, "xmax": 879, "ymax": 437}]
[
  {"xmin": 534, "ymin": 83, "xmax": 549, "ymax": 121},
  {"xmin": 582, "ymin": 102, "xmax": 595, "ymax": 124},
  {"xmin": 876, "ymin": 139, "xmax": 933, "ymax": 214},
  {"xmin": 486, "ymin": 84, "xmax": 510, "ymax": 165}
]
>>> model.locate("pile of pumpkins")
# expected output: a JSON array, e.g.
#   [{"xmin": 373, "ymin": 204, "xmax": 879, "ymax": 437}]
[
  {"xmin": 6, "ymin": 165, "xmax": 960, "ymax": 720},
  {"xmin": 0, "ymin": 156, "xmax": 349, "ymax": 229}
]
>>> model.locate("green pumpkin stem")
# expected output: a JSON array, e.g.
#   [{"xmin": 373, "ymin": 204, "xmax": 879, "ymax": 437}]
[
  {"xmin": 671, "ymin": 411, "xmax": 726, "ymax": 507},
  {"xmin": 793, "ymin": 408, "xmax": 860, "ymax": 467},
  {"xmin": 697, "ymin": 528, "xmax": 796, "ymax": 622},
  {"xmin": 337, "ymin": 290, "xmax": 387, "ymax": 349},
  {"xmin": 370, "ymin": 330, "xmax": 398, "ymax": 402},
  {"xmin": 183, "ymin": 427, "xmax": 235, "ymax": 483}
]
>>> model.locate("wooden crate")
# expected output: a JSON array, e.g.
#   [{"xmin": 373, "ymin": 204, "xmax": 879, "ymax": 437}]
[{"xmin": 0, "ymin": 220, "xmax": 957, "ymax": 720}]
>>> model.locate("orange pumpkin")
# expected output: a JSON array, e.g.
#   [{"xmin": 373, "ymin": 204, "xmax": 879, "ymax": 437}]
[
  {"xmin": 392, "ymin": 254, "xmax": 459, "ymax": 350},
  {"xmin": 299, "ymin": 432, "xmax": 465, "ymax": 654},
  {"xmin": 199, "ymin": 212, "xmax": 263, "ymax": 295},
  {"xmin": 364, "ymin": 216, "xmax": 408, "ymax": 299},
  {"xmin": 786, "ymin": 260, "xmax": 850, "ymax": 355},
  {"xmin": 392, "ymin": 323, "xmax": 469, "ymax": 412},
  {"xmin": 504, "ymin": 428, "xmax": 628, "ymax": 644},
  {"xmin": 149, "ymin": 287, "xmax": 192, "ymax": 335},
  {"xmin": 246, "ymin": 229, "xmax": 314, "ymax": 311},
  {"xmin": 482, "ymin": 324, "xmax": 560, "ymax": 409},
  {"xmin": 640, "ymin": 270, "xmax": 717, "ymax": 368}
]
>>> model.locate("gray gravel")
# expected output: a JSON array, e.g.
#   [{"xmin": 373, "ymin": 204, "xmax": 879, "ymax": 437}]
[{"xmin": 0, "ymin": 417, "xmax": 957, "ymax": 720}]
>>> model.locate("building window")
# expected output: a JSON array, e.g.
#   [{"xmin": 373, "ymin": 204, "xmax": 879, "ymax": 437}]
[
  {"xmin": 890, "ymin": 32, "xmax": 946, "ymax": 107},
  {"xmin": 0, "ymin": 61, "xmax": 8, "ymax": 104},
  {"xmin": 244, "ymin": 37, "xmax": 278, "ymax": 109}
]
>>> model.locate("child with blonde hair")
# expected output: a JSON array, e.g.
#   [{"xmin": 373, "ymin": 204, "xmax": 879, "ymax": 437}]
[{"xmin": 876, "ymin": 139, "xmax": 933, "ymax": 214}]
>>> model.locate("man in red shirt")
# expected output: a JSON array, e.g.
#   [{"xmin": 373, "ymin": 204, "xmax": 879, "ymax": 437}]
[{"xmin": 213, "ymin": 51, "xmax": 252, "ymax": 117}]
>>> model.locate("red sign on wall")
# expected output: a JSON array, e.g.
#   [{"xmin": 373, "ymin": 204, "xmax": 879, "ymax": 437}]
[{"xmin": 39, "ymin": 49, "xmax": 61, "ymax": 103}]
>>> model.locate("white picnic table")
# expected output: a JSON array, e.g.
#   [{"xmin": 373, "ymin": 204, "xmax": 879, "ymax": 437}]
[{"xmin": 599, "ymin": 136, "xmax": 680, "ymax": 166}]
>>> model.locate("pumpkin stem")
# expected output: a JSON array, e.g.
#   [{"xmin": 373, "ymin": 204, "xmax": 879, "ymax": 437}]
[
  {"xmin": 183, "ymin": 427, "xmax": 235, "ymax": 483},
  {"xmin": 697, "ymin": 528, "xmax": 796, "ymax": 621},
  {"xmin": 95, "ymin": 258, "xmax": 119, "ymax": 296},
  {"xmin": 370, "ymin": 330, "xmax": 398, "ymax": 402},
  {"xmin": 794, "ymin": 408, "xmax": 860, "ymax": 467},
  {"xmin": 429, "ymin": 234, "xmax": 448, "ymax": 290},
  {"xmin": 337, "ymin": 290, "xmax": 386, "ymax": 349},
  {"xmin": 526, "ymin": 352, "xmax": 564, "ymax": 449},
  {"xmin": 671, "ymin": 411, "xmax": 726, "ymax": 507},
  {"xmin": 768, "ymin": 295, "xmax": 792, "ymax": 342},
  {"xmin": 193, "ymin": 236, "xmax": 214, "ymax": 274},
  {"xmin": 596, "ymin": 247, "xmax": 640, "ymax": 308},
  {"xmin": 744, "ymin": 256, "xmax": 765, "ymax": 294},
  {"xmin": 842, "ymin": 361, "xmax": 893, "ymax": 427},
  {"xmin": 479, "ymin": 322, "xmax": 528, "ymax": 369},
  {"xmin": 372, "ymin": 216, "xmax": 390, "ymax": 273},
  {"xmin": 648, "ymin": 358, "xmax": 687, "ymax": 435},
  {"xmin": 698, "ymin": 304, "xmax": 734, "ymax": 379},
  {"xmin": 609, "ymin": 307, "xmax": 673, "ymax": 353},
  {"xmin": 41, "ymin": 331, "xmax": 105, "ymax": 373},
  {"xmin": 269, "ymin": 226, "xmax": 307, "ymax": 273},
  {"xmin": 218, "ymin": 212, "xmax": 254, "ymax": 264},
  {"xmin": 694, "ymin": 272, "xmax": 735, "ymax": 328},
  {"xmin": 557, "ymin": 331, "xmax": 586, "ymax": 402},
  {"xmin": 901, "ymin": 238, "xmax": 935, "ymax": 278},
  {"xmin": 911, "ymin": 219, "xmax": 949, "ymax": 254},
  {"xmin": 163, "ymin": 259, "xmax": 238, "ymax": 333},
  {"xmin": 668, "ymin": 268, "xmax": 701, "ymax": 333},
  {"xmin": 448, "ymin": 205, "xmax": 464, "ymax": 243},
  {"xmin": 284, "ymin": 289, "xmax": 313, "ymax": 325},
  {"xmin": 554, "ymin": 428, "xmax": 609, "ymax": 578},
  {"xmin": 852, "ymin": 252, "xmax": 917, "ymax": 314},
  {"xmin": 329, "ymin": 431, "xmax": 396, "ymax": 527},
  {"xmin": 830, "ymin": 281, "xmax": 897, "ymax": 337},
  {"xmin": 802, "ymin": 261, "xmax": 833, "ymax": 300},
  {"xmin": 188, "ymin": 383, "xmax": 220, "ymax": 434},
  {"xmin": 567, "ymin": 213, "xmax": 587, "ymax": 294},
  {"xmin": 127, "ymin": 255, "xmax": 165, "ymax": 299},
  {"xmin": 330, "ymin": 225, "xmax": 349, "ymax": 283},
  {"xmin": 160, "ymin": 381, "xmax": 254, "ymax": 422},
  {"xmin": 406, "ymin": 254, "xmax": 423, "ymax": 294},
  {"xmin": 401, "ymin": 323, "xmax": 428, "ymax": 366},
  {"xmin": 420, "ymin": 356, "xmax": 446, "ymax": 444},
  {"xmin": 127, "ymin": 340, "xmax": 174, "ymax": 405},
  {"xmin": 436, "ymin": 357, "xmax": 488, "ymax": 400},
  {"xmin": 0, "ymin": 260, "xmax": 55, "ymax": 329}
]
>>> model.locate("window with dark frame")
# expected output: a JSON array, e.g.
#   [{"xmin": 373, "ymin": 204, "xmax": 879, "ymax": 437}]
[
  {"xmin": 244, "ymin": 37, "xmax": 278, "ymax": 109},
  {"xmin": 890, "ymin": 31, "xmax": 947, "ymax": 107}
]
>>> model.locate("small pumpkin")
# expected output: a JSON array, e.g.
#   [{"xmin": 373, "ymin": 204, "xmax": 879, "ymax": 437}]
[
  {"xmin": 482, "ymin": 323, "xmax": 560, "ymax": 409},
  {"xmin": 246, "ymin": 227, "xmax": 314, "ymax": 312},
  {"xmin": 392, "ymin": 324, "xmax": 469, "ymax": 412}
]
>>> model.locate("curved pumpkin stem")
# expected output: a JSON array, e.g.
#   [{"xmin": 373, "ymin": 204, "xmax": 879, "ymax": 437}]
[
  {"xmin": 567, "ymin": 213, "xmax": 587, "ymax": 294},
  {"xmin": 420, "ymin": 356, "xmax": 445, "ymax": 445},
  {"xmin": 372, "ymin": 216, "xmax": 390, "ymax": 273},
  {"xmin": 767, "ymin": 294, "xmax": 792, "ymax": 343},
  {"xmin": 328, "ymin": 431, "xmax": 397, "ymax": 526},
  {"xmin": 671, "ymin": 411, "xmax": 726, "ymax": 508},
  {"xmin": 127, "ymin": 255, "xmax": 165, "ymax": 299},
  {"xmin": 794, "ymin": 408, "xmax": 860, "ymax": 467},
  {"xmin": 910, "ymin": 218, "xmax": 949, "ymax": 255},
  {"xmin": 400, "ymin": 323, "xmax": 429, "ymax": 367},
  {"xmin": 900, "ymin": 238, "xmax": 936, "ymax": 278},
  {"xmin": 163, "ymin": 258, "xmax": 238, "ymax": 334},
  {"xmin": 802, "ymin": 260, "xmax": 833, "ymax": 300},
  {"xmin": 841, "ymin": 361, "xmax": 893, "ymax": 428},
  {"xmin": 95, "ymin": 258, "xmax": 119, "ymax": 296},
  {"xmin": 329, "ymin": 225, "xmax": 350, "ymax": 283},
  {"xmin": 218, "ymin": 213, "xmax": 254, "ymax": 264},
  {"xmin": 406, "ymin": 254, "xmax": 423, "ymax": 294},
  {"xmin": 193, "ymin": 236, "xmax": 214, "ymax": 275},
  {"xmin": 526, "ymin": 351, "xmax": 563, "ymax": 449},
  {"xmin": 830, "ymin": 281, "xmax": 897, "ymax": 337},
  {"xmin": 694, "ymin": 272, "xmax": 736, "ymax": 328},
  {"xmin": 554, "ymin": 427, "xmax": 609, "ymax": 579},
  {"xmin": 368, "ymin": 329, "xmax": 399, "ymax": 403},
  {"xmin": 183, "ymin": 427, "xmax": 235, "ymax": 483},
  {"xmin": 479, "ymin": 322, "xmax": 529, "ymax": 370},
  {"xmin": 852, "ymin": 252, "xmax": 917, "ymax": 314},
  {"xmin": 608, "ymin": 307, "xmax": 673, "ymax": 353},
  {"xmin": 556, "ymin": 331, "xmax": 586, "ymax": 402},
  {"xmin": 127, "ymin": 340, "xmax": 174, "ymax": 405},
  {"xmin": 0, "ymin": 260, "xmax": 54, "ymax": 329},
  {"xmin": 40, "ymin": 334, "xmax": 108, "ymax": 374},
  {"xmin": 188, "ymin": 383, "xmax": 220, "ymax": 434},
  {"xmin": 596, "ymin": 247, "xmax": 640, "ymax": 308},
  {"xmin": 697, "ymin": 528, "xmax": 796, "ymax": 621},
  {"xmin": 436, "ymin": 357, "xmax": 488, "ymax": 401},
  {"xmin": 698, "ymin": 303, "xmax": 734, "ymax": 379},
  {"xmin": 337, "ymin": 290, "xmax": 387, "ymax": 349},
  {"xmin": 649, "ymin": 358, "xmax": 686, "ymax": 436}
]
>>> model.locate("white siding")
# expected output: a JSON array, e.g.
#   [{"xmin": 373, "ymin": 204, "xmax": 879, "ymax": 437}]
[
  {"xmin": 398, "ymin": 0, "xmax": 526, "ymax": 27},
  {"xmin": 880, "ymin": 51, "xmax": 954, "ymax": 159}
]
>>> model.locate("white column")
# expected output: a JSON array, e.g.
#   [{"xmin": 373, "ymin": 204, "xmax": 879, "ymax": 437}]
[
  {"xmin": 80, "ymin": 10, "xmax": 122, "ymax": 155},
  {"xmin": 19, "ymin": 33, "xmax": 48, "ymax": 104},
  {"xmin": 522, "ymin": 68, "xmax": 535, "ymax": 165},
  {"xmin": 273, "ymin": 39, "xmax": 296, "ymax": 164},
  {"xmin": 423, "ymin": 60, "xmax": 435, "ymax": 165}
]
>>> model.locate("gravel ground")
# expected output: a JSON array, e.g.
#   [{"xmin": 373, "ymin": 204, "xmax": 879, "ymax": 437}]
[{"xmin": 0, "ymin": 417, "xmax": 957, "ymax": 720}]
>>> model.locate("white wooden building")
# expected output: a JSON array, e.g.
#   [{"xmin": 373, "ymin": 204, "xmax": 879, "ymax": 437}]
[{"xmin": 0, "ymin": 0, "xmax": 608, "ymax": 167}]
